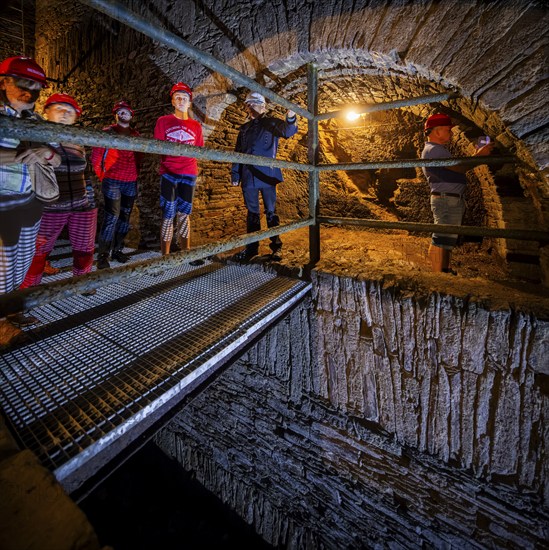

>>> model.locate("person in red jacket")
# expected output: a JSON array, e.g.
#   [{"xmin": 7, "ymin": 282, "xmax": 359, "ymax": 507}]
[
  {"xmin": 91, "ymin": 100, "xmax": 142, "ymax": 269},
  {"xmin": 153, "ymin": 82, "xmax": 203, "ymax": 259}
]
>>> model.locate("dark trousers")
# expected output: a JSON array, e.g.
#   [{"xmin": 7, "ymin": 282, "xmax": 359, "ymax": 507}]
[
  {"xmin": 242, "ymin": 186, "xmax": 281, "ymax": 254},
  {"xmin": 98, "ymin": 179, "xmax": 137, "ymax": 255}
]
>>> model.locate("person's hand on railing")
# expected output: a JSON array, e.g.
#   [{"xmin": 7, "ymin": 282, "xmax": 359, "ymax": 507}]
[
  {"xmin": 16, "ymin": 146, "xmax": 60, "ymax": 166},
  {"xmin": 475, "ymin": 142, "xmax": 495, "ymax": 156}
]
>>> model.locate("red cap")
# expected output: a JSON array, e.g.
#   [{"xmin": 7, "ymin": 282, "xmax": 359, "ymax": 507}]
[
  {"xmin": 112, "ymin": 100, "xmax": 134, "ymax": 116},
  {"xmin": 170, "ymin": 82, "xmax": 192, "ymax": 100},
  {"xmin": 0, "ymin": 56, "xmax": 48, "ymax": 88},
  {"xmin": 44, "ymin": 93, "xmax": 82, "ymax": 116},
  {"xmin": 424, "ymin": 113, "xmax": 454, "ymax": 131}
]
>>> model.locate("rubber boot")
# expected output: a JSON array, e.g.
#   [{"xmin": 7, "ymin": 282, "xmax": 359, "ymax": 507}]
[
  {"xmin": 97, "ymin": 253, "xmax": 110, "ymax": 269},
  {"xmin": 73, "ymin": 250, "xmax": 94, "ymax": 276},
  {"xmin": 112, "ymin": 232, "xmax": 126, "ymax": 255},
  {"xmin": 245, "ymin": 211, "xmax": 261, "ymax": 257},
  {"xmin": 20, "ymin": 252, "xmax": 48, "ymax": 288},
  {"xmin": 266, "ymin": 212, "xmax": 282, "ymax": 257},
  {"xmin": 96, "ymin": 239, "xmax": 111, "ymax": 257},
  {"xmin": 179, "ymin": 236, "xmax": 190, "ymax": 250}
]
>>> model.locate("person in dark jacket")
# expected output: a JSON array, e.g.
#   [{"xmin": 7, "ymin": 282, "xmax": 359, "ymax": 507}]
[{"xmin": 231, "ymin": 92, "xmax": 297, "ymax": 261}]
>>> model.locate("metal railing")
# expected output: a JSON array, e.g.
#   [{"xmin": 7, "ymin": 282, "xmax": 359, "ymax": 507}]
[
  {"xmin": 0, "ymin": 219, "xmax": 311, "ymax": 315},
  {"xmin": 316, "ymin": 92, "xmax": 460, "ymax": 121},
  {"xmin": 0, "ymin": 0, "xmax": 544, "ymax": 314},
  {"xmin": 318, "ymin": 218, "xmax": 549, "ymax": 242},
  {"xmin": 0, "ymin": 117, "xmax": 314, "ymax": 173}
]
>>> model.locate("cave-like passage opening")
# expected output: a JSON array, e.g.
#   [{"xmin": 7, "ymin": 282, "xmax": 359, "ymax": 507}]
[{"xmin": 1, "ymin": 0, "xmax": 546, "ymax": 318}]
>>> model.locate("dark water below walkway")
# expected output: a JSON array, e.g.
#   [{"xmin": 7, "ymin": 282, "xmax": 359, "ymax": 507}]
[{"xmin": 80, "ymin": 441, "xmax": 274, "ymax": 550}]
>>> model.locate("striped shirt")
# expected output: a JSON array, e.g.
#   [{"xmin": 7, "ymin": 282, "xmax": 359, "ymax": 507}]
[
  {"xmin": 45, "ymin": 143, "xmax": 92, "ymax": 212},
  {"xmin": 421, "ymin": 142, "xmax": 467, "ymax": 195},
  {"xmin": 0, "ymin": 102, "xmax": 41, "ymax": 207}
]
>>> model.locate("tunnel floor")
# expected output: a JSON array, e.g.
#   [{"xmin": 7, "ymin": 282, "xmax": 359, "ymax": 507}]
[{"xmin": 226, "ymin": 226, "xmax": 549, "ymax": 315}]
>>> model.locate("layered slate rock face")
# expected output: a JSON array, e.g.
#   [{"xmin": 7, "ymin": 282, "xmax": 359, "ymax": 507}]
[{"xmin": 156, "ymin": 272, "xmax": 548, "ymax": 548}]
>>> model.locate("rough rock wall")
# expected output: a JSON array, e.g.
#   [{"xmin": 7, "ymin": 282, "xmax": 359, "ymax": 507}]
[
  {"xmin": 0, "ymin": 0, "xmax": 35, "ymax": 60},
  {"xmin": 156, "ymin": 272, "xmax": 549, "ymax": 548},
  {"xmin": 31, "ymin": 0, "xmax": 548, "ymax": 273}
]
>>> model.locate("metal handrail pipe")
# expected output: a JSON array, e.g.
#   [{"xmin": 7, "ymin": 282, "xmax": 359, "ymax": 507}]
[
  {"xmin": 0, "ymin": 118, "xmax": 514, "ymax": 173},
  {"xmin": 0, "ymin": 218, "xmax": 313, "ymax": 315},
  {"xmin": 80, "ymin": 0, "xmax": 312, "ymax": 120},
  {"xmin": 315, "ymin": 92, "xmax": 460, "ymax": 121},
  {"xmin": 317, "ymin": 155, "xmax": 514, "ymax": 171},
  {"xmin": 318, "ymin": 217, "xmax": 549, "ymax": 241},
  {"xmin": 0, "ymin": 117, "xmax": 314, "ymax": 172}
]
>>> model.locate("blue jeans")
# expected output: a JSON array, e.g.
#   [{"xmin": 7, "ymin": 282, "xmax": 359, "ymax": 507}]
[
  {"xmin": 242, "ymin": 186, "xmax": 281, "ymax": 254},
  {"xmin": 430, "ymin": 194, "xmax": 465, "ymax": 250}
]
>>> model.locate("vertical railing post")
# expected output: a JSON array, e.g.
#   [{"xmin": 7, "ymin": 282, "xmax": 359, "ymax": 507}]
[{"xmin": 307, "ymin": 63, "xmax": 320, "ymax": 265}]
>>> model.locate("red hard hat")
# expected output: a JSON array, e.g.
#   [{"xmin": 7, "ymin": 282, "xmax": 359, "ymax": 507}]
[
  {"xmin": 44, "ymin": 93, "xmax": 82, "ymax": 116},
  {"xmin": 424, "ymin": 113, "xmax": 454, "ymax": 131},
  {"xmin": 170, "ymin": 82, "xmax": 192, "ymax": 100},
  {"xmin": 112, "ymin": 100, "xmax": 134, "ymax": 116},
  {"xmin": 0, "ymin": 56, "xmax": 48, "ymax": 87}
]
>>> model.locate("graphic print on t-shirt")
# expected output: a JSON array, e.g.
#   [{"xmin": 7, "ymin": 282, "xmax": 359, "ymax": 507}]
[{"xmin": 166, "ymin": 127, "xmax": 196, "ymax": 144}]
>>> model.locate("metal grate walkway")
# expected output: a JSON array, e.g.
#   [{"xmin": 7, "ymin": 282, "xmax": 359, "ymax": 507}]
[{"xmin": 0, "ymin": 254, "xmax": 310, "ymax": 493}]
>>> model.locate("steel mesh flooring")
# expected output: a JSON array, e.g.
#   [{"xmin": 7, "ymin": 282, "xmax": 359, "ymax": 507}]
[{"xmin": 0, "ymin": 258, "xmax": 310, "ymax": 486}]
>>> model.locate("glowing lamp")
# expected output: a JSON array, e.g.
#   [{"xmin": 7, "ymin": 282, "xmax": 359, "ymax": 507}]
[{"xmin": 346, "ymin": 110, "xmax": 360, "ymax": 122}]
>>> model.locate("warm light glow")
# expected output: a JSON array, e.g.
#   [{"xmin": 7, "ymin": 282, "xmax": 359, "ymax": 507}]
[{"xmin": 346, "ymin": 110, "xmax": 360, "ymax": 122}]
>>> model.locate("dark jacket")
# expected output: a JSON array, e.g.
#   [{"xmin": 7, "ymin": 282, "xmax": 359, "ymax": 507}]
[{"xmin": 231, "ymin": 114, "xmax": 297, "ymax": 188}]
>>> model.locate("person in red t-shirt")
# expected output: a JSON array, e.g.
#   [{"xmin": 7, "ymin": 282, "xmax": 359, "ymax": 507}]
[
  {"xmin": 91, "ymin": 100, "xmax": 142, "ymax": 269},
  {"xmin": 153, "ymin": 82, "xmax": 203, "ymax": 258}
]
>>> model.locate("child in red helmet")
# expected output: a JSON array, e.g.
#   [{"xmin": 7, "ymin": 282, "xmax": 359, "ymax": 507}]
[
  {"xmin": 0, "ymin": 56, "xmax": 61, "ymax": 344},
  {"xmin": 91, "ymin": 100, "xmax": 142, "ymax": 268},
  {"xmin": 153, "ymin": 82, "xmax": 204, "ymax": 261},
  {"xmin": 20, "ymin": 93, "xmax": 98, "ymax": 289}
]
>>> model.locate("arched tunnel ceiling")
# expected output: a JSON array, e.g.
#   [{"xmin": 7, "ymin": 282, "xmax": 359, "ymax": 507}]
[
  {"xmin": 28, "ymin": 0, "xmax": 549, "ymax": 283},
  {"xmin": 144, "ymin": 0, "xmax": 547, "ymax": 175},
  {"xmin": 35, "ymin": 0, "xmax": 547, "ymax": 175}
]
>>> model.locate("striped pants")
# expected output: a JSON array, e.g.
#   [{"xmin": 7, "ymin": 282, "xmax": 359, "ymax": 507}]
[
  {"xmin": 0, "ymin": 196, "xmax": 43, "ymax": 294},
  {"xmin": 21, "ymin": 208, "xmax": 98, "ymax": 288}
]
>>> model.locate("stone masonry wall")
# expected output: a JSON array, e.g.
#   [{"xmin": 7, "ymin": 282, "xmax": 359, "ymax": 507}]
[
  {"xmin": 156, "ymin": 271, "xmax": 549, "ymax": 548},
  {"xmin": 31, "ymin": 0, "xmax": 549, "ymax": 277}
]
